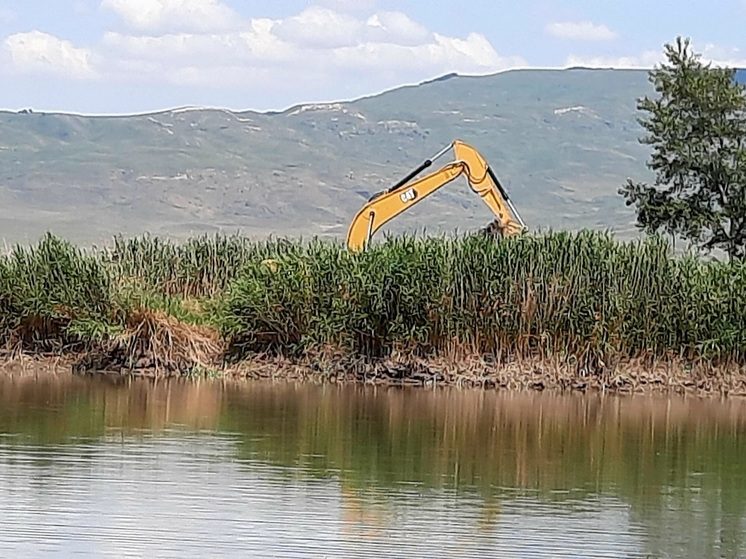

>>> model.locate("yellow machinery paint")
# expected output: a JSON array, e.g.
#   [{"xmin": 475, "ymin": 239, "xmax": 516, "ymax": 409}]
[{"xmin": 346, "ymin": 140, "xmax": 527, "ymax": 252}]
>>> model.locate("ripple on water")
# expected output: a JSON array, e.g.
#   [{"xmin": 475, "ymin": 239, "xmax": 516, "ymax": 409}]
[
  {"xmin": 0, "ymin": 376, "xmax": 745, "ymax": 558},
  {"xmin": 0, "ymin": 440, "xmax": 648, "ymax": 557}
]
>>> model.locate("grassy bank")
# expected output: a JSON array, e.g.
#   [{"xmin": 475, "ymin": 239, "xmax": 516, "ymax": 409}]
[{"xmin": 1, "ymin": 231, "xmax": 744, "ymax": 390}]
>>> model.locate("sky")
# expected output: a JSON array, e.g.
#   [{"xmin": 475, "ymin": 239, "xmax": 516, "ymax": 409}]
[{"xmin": 0, "ymin": 0, "xmax": 744, "ymax": 114}]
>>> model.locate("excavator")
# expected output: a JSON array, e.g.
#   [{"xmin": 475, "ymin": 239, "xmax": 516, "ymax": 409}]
[{"xmin": 346, "ymin": 140, "xmax": 527, "ymax": 252}]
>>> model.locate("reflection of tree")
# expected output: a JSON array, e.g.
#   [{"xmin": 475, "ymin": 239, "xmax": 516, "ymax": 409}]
[{"xmin": 1, "ymin": 375, "xmax": 745, "ymax": 557}]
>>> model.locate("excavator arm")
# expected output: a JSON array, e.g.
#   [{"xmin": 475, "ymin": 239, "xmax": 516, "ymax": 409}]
[{"xmin": 346, "ymin": 140, "xmax": 526, "ymax": 252}]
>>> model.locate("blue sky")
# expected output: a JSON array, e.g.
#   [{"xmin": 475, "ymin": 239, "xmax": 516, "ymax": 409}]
[{"xmin": 0, "ymin": 0, "xmax": 744, "ymax": 113}]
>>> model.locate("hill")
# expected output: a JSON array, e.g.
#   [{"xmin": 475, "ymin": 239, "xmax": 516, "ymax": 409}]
[{"xmin": 0, "ymin": 69, "xmax": 656, "ymax": 245}]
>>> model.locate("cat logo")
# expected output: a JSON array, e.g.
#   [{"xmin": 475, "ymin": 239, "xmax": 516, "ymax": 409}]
[{"xmin": 400, "ymin": 188, "xmax": 417, "ymax": 203}]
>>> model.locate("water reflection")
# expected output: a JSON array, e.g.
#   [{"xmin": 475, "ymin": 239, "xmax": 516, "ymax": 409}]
[{"xmin": 0, "ymin": 373, "xmax": 745, "ymax": 558}]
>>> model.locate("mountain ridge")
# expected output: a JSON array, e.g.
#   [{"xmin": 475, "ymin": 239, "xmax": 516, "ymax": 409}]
[
  {"xmin": 6, "ymin": 66, "xmax": 744, "ymax": 119},
  {"xmin": 0, "ymin": 68, "xmax": 683, "ymax": 246},
  {"xmin": 2, "ymin": 67, "xmax": 644, "ymax": 118}
]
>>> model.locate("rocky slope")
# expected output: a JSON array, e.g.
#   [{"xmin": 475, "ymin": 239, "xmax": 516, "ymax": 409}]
[{"xmin": 0, "ymin": 69, "xmax": 657, "ymax": 245}]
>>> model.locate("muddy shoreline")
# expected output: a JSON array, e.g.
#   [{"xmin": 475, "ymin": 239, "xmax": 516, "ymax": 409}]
[{"xmin": 2, "ymin": 352, "xmax": 746, "ymax": 397}]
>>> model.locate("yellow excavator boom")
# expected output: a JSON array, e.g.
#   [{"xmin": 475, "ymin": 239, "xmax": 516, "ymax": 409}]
[{"xmin": 346, "ymin": 140, "xmax": 526, "ymax": 252}]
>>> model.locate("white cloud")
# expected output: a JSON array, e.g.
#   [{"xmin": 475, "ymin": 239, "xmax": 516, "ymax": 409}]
[
  {"xmin": 96, "ymin": 7, "xmax": 524, "ymax": 91},
  {"xmin": 365, "ymin": 11, "xmax": 431, "ymax": 46},
  {"xmin": 546, "ymin": 21, "xmax": 617, "ymax": 41},
  {"xmin": 102, "ymin": 19, "xmax": 294, "ymax": 65},
  {"xmin": 699, "ymin": 43, "xmax": 746, "ymax": 68},
  {"xmin": 564, "ymin": 50, "xmax": 662, "ymax": 68},
  {"xmin": 3, "ymin": 31, "xmax": 95, "ymax": 78},
  {"xmin": 272, "ymin": 7, "xmax": 432, "ymax": 49},
  {"xmin": 564, "ymin": 41, "xmax": 746, "ymax": 70},
  {"xmin": 2, "ymin": 4, "xmax": 525, "ymax": 109},
  {"xmin": 273, "ymin": 7, "xmax": 364, "ymax": 49},
  {"xmin": 101, "ymin": 0, "xmax": 241, "ymax": 33},
  {"xmin": 316, "ymin": 0, "xmax": 378, "ymax": 14},
  {"xmin": 331, "ymin": 32, "xmax": 520, "ymax": 73}
]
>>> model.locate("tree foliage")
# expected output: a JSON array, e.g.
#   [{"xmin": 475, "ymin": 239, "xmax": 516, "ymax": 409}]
[{"xmin": 620, "ymin": 37, "xmax": 746, "ymax": 260}]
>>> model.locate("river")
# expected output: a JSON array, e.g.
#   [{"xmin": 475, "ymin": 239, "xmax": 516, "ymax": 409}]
[{"xmin": 0, "ymin": 373, "xmax": 744, "ymax": 558}]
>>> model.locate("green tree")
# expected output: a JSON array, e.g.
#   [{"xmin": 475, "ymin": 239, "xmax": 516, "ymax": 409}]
[{"xmin": 620, "ymin": 37, "xmax": 746, "ymax": 260}]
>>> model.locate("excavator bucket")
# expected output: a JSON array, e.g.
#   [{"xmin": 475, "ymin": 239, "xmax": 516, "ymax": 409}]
[{"xmin": 480, "ymin": 219, "xmax": 509, "ymax": 238}]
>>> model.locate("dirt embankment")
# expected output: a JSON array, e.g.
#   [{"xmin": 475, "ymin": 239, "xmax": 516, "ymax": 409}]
[{"xmin": 3, "ymin": 351, "xmax": 746, "ymax": 397}]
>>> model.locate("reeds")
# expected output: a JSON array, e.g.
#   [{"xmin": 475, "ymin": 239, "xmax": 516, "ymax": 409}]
[
  {"xmin": 1, "ymin": 231, "xmax": 744, "ymax": 368},
  {"xmin": 105, "ymin": 234, "xmax": 283, "ymax": 297},
  {"xmin": 0, "ymin": 234, "xmax": 114, "ymax": 350},
  {"xmin": 220, "ymin": 232, "xmax": 746, "ymax": 364}
]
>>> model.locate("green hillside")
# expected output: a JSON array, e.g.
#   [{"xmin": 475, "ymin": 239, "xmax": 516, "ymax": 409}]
[{"xmin": 0, "ymin": 69, "xmax": 654, "ymax": 245}]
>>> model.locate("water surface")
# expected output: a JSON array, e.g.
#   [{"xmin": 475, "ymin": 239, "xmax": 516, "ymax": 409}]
[{"xmin": 1, "ymin": 373, "xmax": 745, "ymax": 558}]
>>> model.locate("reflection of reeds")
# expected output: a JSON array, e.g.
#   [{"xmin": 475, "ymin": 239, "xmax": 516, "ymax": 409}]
[
  {"xmin": 2, "ymin": 375, "xmax": 745, "ymax": 551},
  {"xmin": 214, "ymin": 380, "xmax": 746, "ymax": 526},
  {"xmin": 0, "ymin": 374, "xmax": 224, "ymax": 438},
  {"xmin": 5, "ymin": 376, "xmax": 744, "ymax": 492},
  {"xmin": 1, "ymin": 376, "xmax": 743, "ymax": 556}
]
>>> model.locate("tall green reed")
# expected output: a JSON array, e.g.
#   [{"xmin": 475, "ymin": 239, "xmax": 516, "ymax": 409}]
[
  {"xmin": 0, "ymin": 234, "xmax": 114, "ymax": 348},
  {"xmin": 219, "ymin": 232, "xmax": 746, "ymax": 363},
  {"xmin": 2, "ymin": 231, "xmax": 743, "ymax": 364}
]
